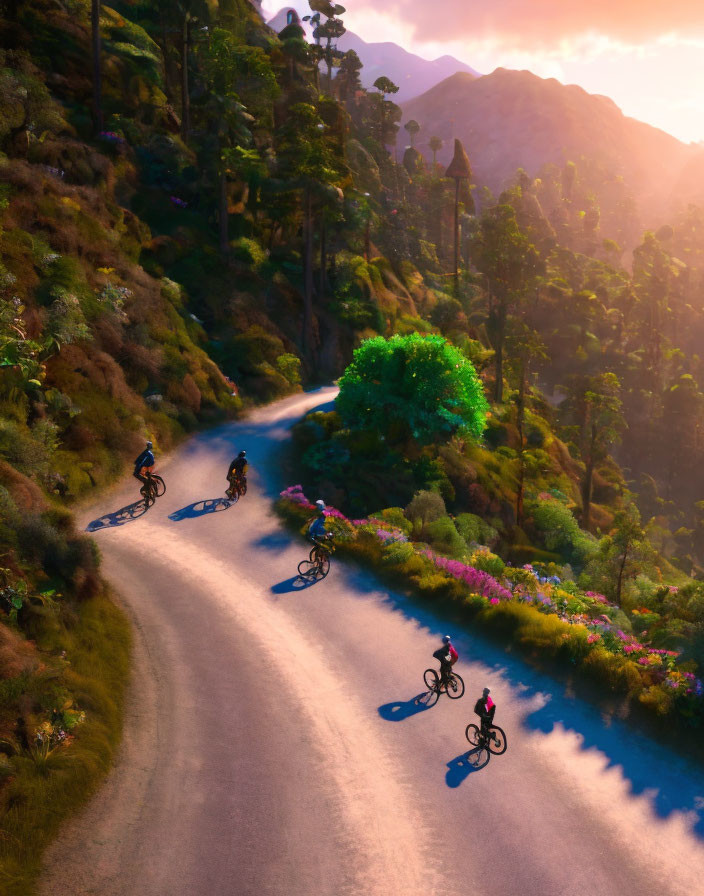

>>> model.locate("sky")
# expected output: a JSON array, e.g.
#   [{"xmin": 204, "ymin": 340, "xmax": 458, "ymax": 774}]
[{"xmin": 261, "ymin": 1, "xmax": 704, "ymax": 144}]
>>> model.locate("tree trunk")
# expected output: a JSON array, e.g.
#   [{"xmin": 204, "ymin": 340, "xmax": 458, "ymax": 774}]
[
  {"xmin": 219, "ymin": 163, "xmax": 229, "ymax": 257},
  {"xmin": 181, "ymin": 15, "xmax": 190, "ymax": 142},
  {"xmin": 492, "ymin": 305, "xmax": 506, "ymax": 404},
  {"xmin": 326, "ymin": 40, "xmax": 333, "ymax": 93},
  {"xmin": 615, "ymin": 543, "xmax": 629, "ymax": 605},
  {"xmin": 319, "ymin": 217, "xmax": 327, "ymax": 299},
  {"xmin": 302, "ymin": 187, "xmax": 315, "ymax": 359},
  {"xmin": 516, "ymin": 364, "xmax": 527, "ymax": 526},
  {"xmin": 453, "ymin": 178, "xmax": 460, "ymax": 296},
  {"xmin": 582, "ymin": 424, "xmax": 596, "ymax": 529},
  {"xmin": 91, "ymin": 0, "xmax": 103, "ymax": 133}
]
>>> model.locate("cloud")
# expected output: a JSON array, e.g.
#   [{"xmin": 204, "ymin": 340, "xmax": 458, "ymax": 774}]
[{"xmin": 348, "ymin": 0, "xmax": 704, "ymax": 52}]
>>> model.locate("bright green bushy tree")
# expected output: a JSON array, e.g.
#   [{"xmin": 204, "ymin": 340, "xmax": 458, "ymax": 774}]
[{"xmin": 337, "ymin": 333, "xmax": 488, "ymax": 445}]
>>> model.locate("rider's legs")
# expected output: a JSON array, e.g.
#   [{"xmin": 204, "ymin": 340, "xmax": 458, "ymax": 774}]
[{"xmin": 439, "ymin": 661, "xmax": 452, "ymax": 686}]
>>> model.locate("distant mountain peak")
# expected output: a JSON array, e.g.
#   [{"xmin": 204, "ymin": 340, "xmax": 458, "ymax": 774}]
[
  {"xmin": 401, "ymin": 67, "xmax": 695, "ymax": 224},
  {"xmin": 266, "ymin": 7, "xmax": 479, "ymax": 103}
]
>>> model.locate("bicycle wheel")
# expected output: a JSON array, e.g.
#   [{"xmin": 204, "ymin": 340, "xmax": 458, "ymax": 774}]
[
  {"xmin": 487, "ymin": 725, "xmax": 507, "ymax": 755},
  {"xmin": 152, "ymin": 475, "xmax": 166, "ymax": 497},
  {"xmin": 417, "ymin": 688, "xmax": 439, "ymax": 709},
  {"xmin": 446, "ymin": 672, "xmax": 465, "ymax": 699},
  {"xmin": 297, "ymin": 560, "xmax": 317, "ymax": 578},
  {"xmin": 142, "ymin": 487, "xmax": 155, "ymax": 509},
  {"xmin": 467, "ymin": 746, "xmax": 490, "ymax": 769},
  {"xmin": 423, "ymin": 669, "xmax": 439, "ymax": 692},
  {"xmin": 317, "ymin": 555, "xmax": 330, "ymax": 578},
  {"xmin": 465, "ymin": 723, "xmax": 481, "ymax": 746}
]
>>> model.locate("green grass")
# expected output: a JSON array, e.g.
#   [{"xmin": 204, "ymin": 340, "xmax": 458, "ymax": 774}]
[{"xmin": 0, "ymin": 589, "xmax": 131, "ymax": 895}]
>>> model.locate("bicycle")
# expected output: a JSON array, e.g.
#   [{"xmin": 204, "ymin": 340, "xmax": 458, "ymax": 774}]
[
  {"xmin": 140, "ymin": 471, "xmax": 165, "ymax": 508},
  {"xmin": 423, "ymin": 667, "xmax": 465, "ymax": 699},
  {"xmin": 226, "ymin": 474, "xmax": 247, "ymax": 501},
  {"xmin": 297, "ymin": 537, "xmax": 334, "ymax": 580},
  {"xmin": 465, "ymin": 721, "xmax": 507, "ymax": 755}
]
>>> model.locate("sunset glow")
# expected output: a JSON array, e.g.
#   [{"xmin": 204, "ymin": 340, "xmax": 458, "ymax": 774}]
[{"xmin": 264, "ymin": 1, "xmax": 704, "ymax": 144}]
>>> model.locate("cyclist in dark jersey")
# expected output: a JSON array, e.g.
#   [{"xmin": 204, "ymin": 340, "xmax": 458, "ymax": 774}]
[
  {"xmin": 133, "ymin": 441, "xmax": 154, "ymax": 488},
  {"xmin": 474, "ymin": 687, "xmax": 496, "ymax": 739},
  {"xmin": 432, "ymin": 635, "xmax": 458, "ymax": 686},
  {"xmin": 226, "ymin": 451, "xmax": 248, "ymax": 497}
]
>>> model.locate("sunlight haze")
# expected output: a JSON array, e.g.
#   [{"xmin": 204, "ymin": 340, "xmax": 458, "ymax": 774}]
[{"xmin": 263, "ymin": 1, "xmax": 704, "ymax": 143}]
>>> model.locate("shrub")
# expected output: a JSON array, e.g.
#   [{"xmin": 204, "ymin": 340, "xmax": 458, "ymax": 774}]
[
  {"xmin": 469, "ymin": 547, "xmax": 505, "ymax": 578},
  {"xmin": 426, "ymin": 516, "xmax": 466, "ymax": 558},
  {"xmin": 374, "ymin": 507, "xmax": 412, "ymax": 536},
  {"xmin": 405, "ymin": 490, "xmax": 446, "ymax": 527},
  {"xmin": 455, "ymin": 512, "xmax": 498, "ymax": 547},
  {"xmin": 337, "ymin": 333, "xmax": 488, "ymax": 445},
  {"xmin": 531, "ymin": 497, "xmax": 596, "ymax": 566},
  {"xmin": 382, "ymin": 541, "xmax": 415, "ymax": 565}
]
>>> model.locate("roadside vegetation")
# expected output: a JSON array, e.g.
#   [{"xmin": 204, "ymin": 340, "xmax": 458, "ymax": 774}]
[{"xmin": 280, "ymin": 333, "xmax": 704, "ymax": 738}]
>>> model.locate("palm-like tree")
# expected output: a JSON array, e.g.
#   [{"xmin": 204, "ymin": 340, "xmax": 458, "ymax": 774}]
[
  {"xmin": 404, "ymin": 119, "xmax": 420, "ymax": 148},
  {"xmin": 429, "ymin": 135, "xmax": 443, "ymax": 168}
]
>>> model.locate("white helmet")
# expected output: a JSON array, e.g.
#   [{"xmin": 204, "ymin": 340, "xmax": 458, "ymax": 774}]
[{"xmin": 315, "ymin": 499, "xmax": 326, "ymax": 511}]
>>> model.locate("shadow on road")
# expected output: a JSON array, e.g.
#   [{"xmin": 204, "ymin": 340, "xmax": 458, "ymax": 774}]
[
  {"xmin": 253, "ymin": 532, "xmax": 291, "ymax": 551},
  {"xmin": 378, "ymin": 691, "xmax": 439, "ymax": 721},
  {"xmin": 332, "ymin": 564, "xmax": 704, "ymax": 835},
  {"xmin": 446, "ymin": 749, "xmax": 490, "ymax": 787},
  {"xmin": 169, "ymin": 498, "xmax": 233, "ymax": 522},
  {"xmin": 271, "ymin": 575, "xmax": 318, "ymax": 594},
  {"xmin": 86, "ymin": 500, "xmax": 148, "ymax": 532}
]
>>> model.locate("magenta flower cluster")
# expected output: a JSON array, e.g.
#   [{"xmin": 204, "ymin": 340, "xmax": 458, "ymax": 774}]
[
  {"xmin": 279, "ymin": 484, "xmax": 315, "ymax": 511},
  {"xmin": 422, "ymin": 551, "xmax": 512, "ymax": 602},
  {"xmin": 99, "ymin": 131, "xmax": 125, "ymax": 144}
]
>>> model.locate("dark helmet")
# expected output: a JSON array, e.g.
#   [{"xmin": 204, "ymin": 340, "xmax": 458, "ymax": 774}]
[
  {"xmin": 238, "ymin": 450, "xmax": 246, "ymax": 457},
  {"xmin": 442, "ymin": 635, "xmax": 452, "ymax": 644}
]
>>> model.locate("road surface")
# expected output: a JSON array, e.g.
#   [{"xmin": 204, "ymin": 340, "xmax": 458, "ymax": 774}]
[{"xmin": 41, "ymin": 389, "xmax": 704, "ymax": 896}]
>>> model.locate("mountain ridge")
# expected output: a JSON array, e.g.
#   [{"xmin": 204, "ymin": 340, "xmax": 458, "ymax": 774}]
[{"xmin": 402, "ymin": 67, "xmax": 704, "ymax": 226}]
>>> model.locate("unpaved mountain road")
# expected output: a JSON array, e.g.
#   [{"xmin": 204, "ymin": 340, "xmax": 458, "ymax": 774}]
[{"xmin": 40, "ymin": 388, "xmax": 704, "ymax": 896}]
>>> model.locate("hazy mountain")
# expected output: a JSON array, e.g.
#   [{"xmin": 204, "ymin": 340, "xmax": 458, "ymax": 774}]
[
  {"xmin": 402, "ymin": 69, "xmax": 704, "ymax": 222},
  {"xmin": 267, "ymin": 7, "xmax": 479, "ymax": 102}
]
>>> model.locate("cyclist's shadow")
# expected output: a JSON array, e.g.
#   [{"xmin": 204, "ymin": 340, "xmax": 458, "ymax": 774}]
[
  {"xmin": 378, "ymin": 691, "xmax": 439, "ymax": 721},
  {"xmin": 446, "ymin": 749, "xmax": 490, "ymax": 787},
  {"xmin": 271, "ymin": 575, "xmax": 319, "ymax": 595},
  {"xmin": 86, "ymin": 500, "xmax": 148, "ymax": 532},
  {"xmin": 169, "ymin": 498, "xmax": 232, "ymax": 522}
]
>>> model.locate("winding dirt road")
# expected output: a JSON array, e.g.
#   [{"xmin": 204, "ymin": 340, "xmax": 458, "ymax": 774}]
[{"xmin": 41, "ymin": 389, "xmax": 704, "ymax": 896}]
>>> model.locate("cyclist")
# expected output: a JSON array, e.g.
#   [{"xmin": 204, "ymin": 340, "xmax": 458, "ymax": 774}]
[
  {"xmin": 133, "ymin": 441, "xmax": 155, "ymax": 491},
  {"xmin": 226, "ymin": 450, "xmax": 248, "ymax": 497},
  {"xmin": 474, "ymin": 687, "xmax": 496, "ymax": 740},
  {"xmin": 433, "ymin": 635, "xmax": 458, "ymax": 687},
  {"xmin": 308, "ymin": 500, "xmax": 328, "ymax": 544}
]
